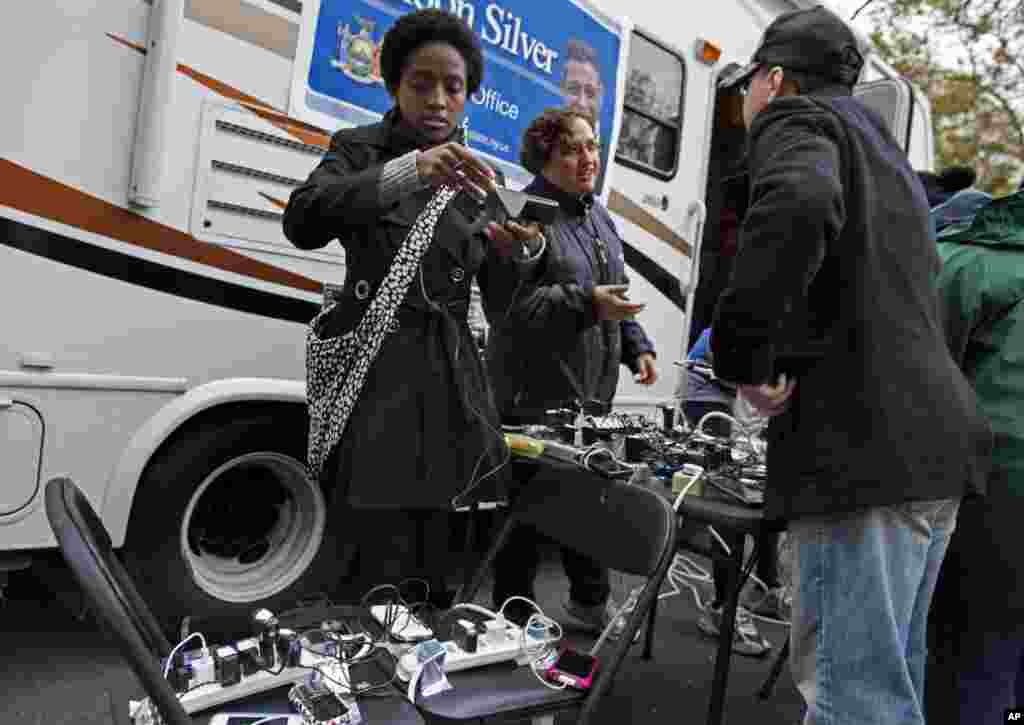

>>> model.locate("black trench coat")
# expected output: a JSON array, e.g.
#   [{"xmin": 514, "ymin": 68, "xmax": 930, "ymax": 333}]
[{"xmin": 283, "ymin": 111, "xmax": 512, "ymax": 511}]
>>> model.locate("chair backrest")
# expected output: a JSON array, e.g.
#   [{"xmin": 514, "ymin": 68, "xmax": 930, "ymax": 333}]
[
  {"xmin": 44, "ymin": 476, "xmax": 192, "ymax": 725},
  {"xmin": 512, "ymin": 464, "xmax": 676, "ymax": 578},
  {"xmin": 508, "ymin": 463, "xmax": 677, "ymax": 725}
]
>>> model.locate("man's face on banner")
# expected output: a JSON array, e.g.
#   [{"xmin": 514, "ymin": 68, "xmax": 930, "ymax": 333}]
[{"xmin": 562, "ymin": 59, "xmax": 604, "ymax": 122}]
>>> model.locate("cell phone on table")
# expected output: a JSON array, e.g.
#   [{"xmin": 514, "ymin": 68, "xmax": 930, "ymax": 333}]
[
  {"xmin": 206, "ymin": 715, "xmax": 303, "ymax": 725},
  {"xmin": 544, "ymin": 647, "xmax": 599, "ymax": 690}
]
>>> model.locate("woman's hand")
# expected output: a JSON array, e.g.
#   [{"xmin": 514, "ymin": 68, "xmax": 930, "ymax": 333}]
[
  {"xmin": 416, "ymin": 143, "xmax": 496, "ymax": 196},
  {"xmin": 592, "ymin": 285, "xmax": 645, "ymax": 321},
  {"xmin": 738, "ymin": 375, "xmax": 796, "ymax": 417},
  {"xmin": 634, "ymin": 353, "xmax": 657, "ymax": 385},
  {"xmin": 484, "ymin": 220, "xmax": 542, "ymax": 259}
]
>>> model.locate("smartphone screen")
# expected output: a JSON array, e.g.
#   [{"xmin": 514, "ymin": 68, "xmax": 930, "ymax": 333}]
[{"xmin": 553, "ymin": 650, "xmax": 596, "ymax": 678}]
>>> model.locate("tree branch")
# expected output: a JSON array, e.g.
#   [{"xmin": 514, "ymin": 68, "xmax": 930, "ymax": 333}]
[{"xmin": 851, "ymin": 0, "xmax": 877, "ymax": 21}]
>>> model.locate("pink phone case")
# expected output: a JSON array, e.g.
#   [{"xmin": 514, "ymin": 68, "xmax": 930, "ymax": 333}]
[{"xmin": 544, "ymin": 650, "xmax": 598, "ymax": 690}]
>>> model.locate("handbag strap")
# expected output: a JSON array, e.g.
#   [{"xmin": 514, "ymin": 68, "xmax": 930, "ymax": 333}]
[{"xmin": 305, "ymin": 185, "xmax": 459, "ymax": 481}]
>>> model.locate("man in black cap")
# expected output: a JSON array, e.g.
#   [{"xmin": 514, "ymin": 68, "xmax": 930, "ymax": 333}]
[{"xmin": 710, "ymin": 5, "xmax": 991, "ymax": 724}]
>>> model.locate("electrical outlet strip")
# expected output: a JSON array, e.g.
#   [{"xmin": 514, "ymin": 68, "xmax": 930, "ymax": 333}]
[
  {"xmin": 179, "ymin": 645, "xmax": 350, "ymax": 714},
  {"xmin": 369, "ymin": 604, "xmax": 433, "ymax": 641},
  {"xmin": 178, "ymin": 666, "xmax": 308, "ymax": 714},
  {"xmin": 395, "ymin": 623, "xmax": 556, "ymax": 681}
]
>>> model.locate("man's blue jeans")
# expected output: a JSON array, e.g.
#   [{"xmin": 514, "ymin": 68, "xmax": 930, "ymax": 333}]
[{"xmin": 788, "ymin": 499, "xmax": 960, "ymax": 725}]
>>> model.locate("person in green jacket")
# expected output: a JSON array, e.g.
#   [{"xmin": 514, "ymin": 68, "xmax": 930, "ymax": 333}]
[{"xmin": 928, "ymin": 189, "xmax": 1024, "ymax": 724}]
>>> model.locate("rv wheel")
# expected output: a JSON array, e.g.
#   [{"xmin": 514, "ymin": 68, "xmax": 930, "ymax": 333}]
[{"xmin": 123, "ymin": 408, "xmax": 350, "ymax": 633}]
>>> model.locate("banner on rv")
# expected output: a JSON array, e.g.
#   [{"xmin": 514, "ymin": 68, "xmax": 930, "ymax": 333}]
[{"xmin": 289, "ymin": 0, "xmax": 631, "ymax": 195}]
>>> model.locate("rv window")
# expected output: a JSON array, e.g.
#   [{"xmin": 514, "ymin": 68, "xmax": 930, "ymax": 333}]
[
  {"xmin": 615, "ymin": 31, "xmax": 685, "ymax": 179},
  {"xmin": 853, "ymin": 80, "xmax": 911, "ymax": 152}
]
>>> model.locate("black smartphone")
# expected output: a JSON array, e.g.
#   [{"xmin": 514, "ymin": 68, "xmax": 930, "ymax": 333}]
[{"xmin": 289, "ymin": 682, "xmax": 348, "ymax": 723}]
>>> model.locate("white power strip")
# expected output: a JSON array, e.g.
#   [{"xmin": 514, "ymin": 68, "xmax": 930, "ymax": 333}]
[
  {"xmin": 369, "ymin": 604, "xmax": 433, "ymax": 641},
  {"xmin": 178, "ymin": 665, "xmax": 308, "ymax": 714},
  {"xmin": 395, "ymin": 623, "xmax": 554, "ymax": 681},
  {"xmin": 178, "ymin": 645, "xmax": 358, "ymax": 714}
]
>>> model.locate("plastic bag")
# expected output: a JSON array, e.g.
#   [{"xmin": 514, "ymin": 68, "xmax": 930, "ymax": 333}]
[{"xmin": 406, "ymin": 639, "xmax": 453, "ymax": 701}]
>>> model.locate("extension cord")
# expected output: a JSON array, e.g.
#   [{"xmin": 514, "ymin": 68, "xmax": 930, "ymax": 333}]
[
  {"xmin": 178, "ymin": 639, "xmax": 374, "ymax": 715},
  {"xmin": 394, "ymin": 622, "xmax": 556, "ymax": 681},
  {"xmin": 369, "ymin": 604, "xmax": 433, "ymax": 641},
  {"xmin": 178, "ymin": 665, "xmax": 308, "ymax": 714}
]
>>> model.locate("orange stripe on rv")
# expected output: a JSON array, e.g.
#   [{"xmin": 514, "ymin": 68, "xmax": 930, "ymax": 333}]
[
  {"xmin": 259, "ymin": 192, "xmax": 289, "ymax": 210},
  {"xmin": 0, "ymin": 159, "xmax": 322, "ymax": 295},
  {"xmin": 107, "ymin": 33, "xmax": 330, "ymax": 149}
]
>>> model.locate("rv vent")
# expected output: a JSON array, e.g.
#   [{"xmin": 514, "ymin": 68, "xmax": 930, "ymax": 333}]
[
  {"xmin": 215, "ymin": 120, "xmax": 325, "ymax": 156},
  {"xmin": 207, "ymin": 199, "xmax": 284, "ymax": 221},
  {"xmin": 190, "ymin": 100, "xmax": 345, "ymax": 288},
  {"xmin": 212, "ymin": 160, "xmax": 304, "ymax": 187}
]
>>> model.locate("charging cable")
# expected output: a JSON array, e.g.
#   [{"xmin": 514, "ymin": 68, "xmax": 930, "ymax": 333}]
[
  {"xmin": 163, "ymin": 632, "xmax": 208, "ymax": 679},
  {"xmin": 672, "ymin": 468, "xmax": 705, "ymax": 511},
  {"xmin": 696, "ymin": 410, "xmax": 761, "ymax": 460},
  {"xmin": 495, "ymin": 596, "xmax": 565, "ymax": 691}
]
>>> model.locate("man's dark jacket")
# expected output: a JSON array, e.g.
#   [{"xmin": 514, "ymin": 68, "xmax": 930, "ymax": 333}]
[
  {"xmin": 484, "ymin": 175, "xmax": 655, "ymax": 420},
  {"xmin": 711, "ymin": 88, "xmax": 992, "ymax": 522}
]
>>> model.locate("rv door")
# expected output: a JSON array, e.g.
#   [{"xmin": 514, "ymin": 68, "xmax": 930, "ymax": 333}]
[{"xmin": 853, "ymin": 78, "xmax": 914, "ymax": 154}]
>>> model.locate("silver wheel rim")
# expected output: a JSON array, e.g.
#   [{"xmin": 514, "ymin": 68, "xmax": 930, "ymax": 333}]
[{"xmin": 180, "ymin": 452, "xmax": 325, "ymax": 604}]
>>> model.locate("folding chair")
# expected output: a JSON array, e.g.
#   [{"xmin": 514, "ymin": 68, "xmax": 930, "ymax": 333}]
[
  {"xmin": 669, "ymin": 494, "xmax": 786, "ymax": 725},
  {"xmin": 43, "ymin": 476, "xmax": 423, "ymax": 725},
  {"xmin": 411, "ymin": 459, "xmax": 677, "ymax": 725}
]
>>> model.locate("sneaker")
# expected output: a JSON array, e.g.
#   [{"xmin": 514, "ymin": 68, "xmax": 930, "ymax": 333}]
[
  {"xmin": 696, "ymin": 603, "xmax": 772, "ymax": 658},
  {"xmin": 743, "ymin": 585, "xmax": 792, "ymax": 624},
  {"xmin": 565, "ymin": 598, "xmax": 639, "ymax": 643}
]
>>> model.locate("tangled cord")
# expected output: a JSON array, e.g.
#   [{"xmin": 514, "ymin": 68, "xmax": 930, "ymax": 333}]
[{"xmin": 495, "ymin": 596, "xmax": 566, "ymax": 691}]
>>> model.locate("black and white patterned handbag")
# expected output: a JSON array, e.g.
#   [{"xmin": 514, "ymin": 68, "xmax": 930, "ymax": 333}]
[{"xmin": 305, "ymin": 185, "xmax": 458, "ymax": 481}]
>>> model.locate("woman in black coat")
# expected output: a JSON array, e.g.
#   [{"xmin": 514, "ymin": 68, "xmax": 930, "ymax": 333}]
[{"xmin": 282, "ymin": 8, "xmax": 543, "ymax": 602}]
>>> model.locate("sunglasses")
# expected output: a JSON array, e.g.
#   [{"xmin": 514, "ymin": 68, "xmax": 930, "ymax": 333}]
[{"xmin": 737, "ymin": 66, "xmax": 761, "ymax": 96}]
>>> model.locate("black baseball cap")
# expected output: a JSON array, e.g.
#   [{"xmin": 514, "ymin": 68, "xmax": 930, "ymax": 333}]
[{"xmin": 719, "ymin": 5, "xmax": 864, "ymax": 91}]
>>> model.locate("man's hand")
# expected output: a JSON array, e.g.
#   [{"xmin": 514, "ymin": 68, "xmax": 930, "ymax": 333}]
[
  {"xmin": 485, "ymin": 220, "xmax": 542, "ymax": 259},
  {"xmin": 634, "ymin": 353, "xmax": 657, "ymax": 385},
  {"xmin": 738, "ymin": 375, "xmax": 796, "ymax": 417},
  {"xmin": 416, "ymin": 143, "xmax": 496, "ymax": 196},
  {"xmin": 592, "ymin": 285, "xmax": 645, "ymax": 321}
]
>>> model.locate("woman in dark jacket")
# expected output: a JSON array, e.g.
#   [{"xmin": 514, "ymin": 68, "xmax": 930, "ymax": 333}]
[
  {"xmin": 484, "ymin": 107, "xmax": 657, "ymax": 630},
  {"xmin": 282, "ymin": 9, "xmax": 542, "ymax": 601}
]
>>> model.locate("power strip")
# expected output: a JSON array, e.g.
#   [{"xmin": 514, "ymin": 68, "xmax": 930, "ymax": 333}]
[
  {"xmin": 178, "ymin": 665, "xmax": 308, "ymax": 714},
  {"xmin": 369, "ymin": 604, "xmax": 433, "ymax": 641},
  {"xmin": 178, "ymin": 644, "xmax": 356, "ymax": 714},
  {"xmin": 395, "ymin": 623, "xmax": 554, "ymax": 681}
]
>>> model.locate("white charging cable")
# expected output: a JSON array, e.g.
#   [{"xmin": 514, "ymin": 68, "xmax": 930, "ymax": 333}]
[
  {"xmin": 163, "ymin": 632, "xmax": 208, "ymax": 678},
  {"xmin": 496, "ymin": 596, "xmax": 566, "ymax": 691}
]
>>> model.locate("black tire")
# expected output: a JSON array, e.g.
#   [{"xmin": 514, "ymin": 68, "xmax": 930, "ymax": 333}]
[{"xmin": 122, "ymin": 406, "xmax": 349, "ymax": 634}]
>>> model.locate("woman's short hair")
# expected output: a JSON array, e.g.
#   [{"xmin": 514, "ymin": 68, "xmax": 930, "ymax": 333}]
[
  {"xmin": 380, "ymin": 9, "xmax": 484, "ymax": 96},
  {"xmin": 520, "ymin": 107, "xmax": 596, "ymax": 176}
]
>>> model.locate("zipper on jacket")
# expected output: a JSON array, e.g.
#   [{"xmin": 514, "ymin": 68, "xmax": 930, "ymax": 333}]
[{"xmin": 593, "ymin": 235, "xmax": 610, "ymax": 284}]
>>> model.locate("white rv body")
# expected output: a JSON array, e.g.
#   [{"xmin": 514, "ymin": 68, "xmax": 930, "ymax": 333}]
[{"xmin": 1, "ymin": 0, "xmax": 932, "ymax": 617}]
